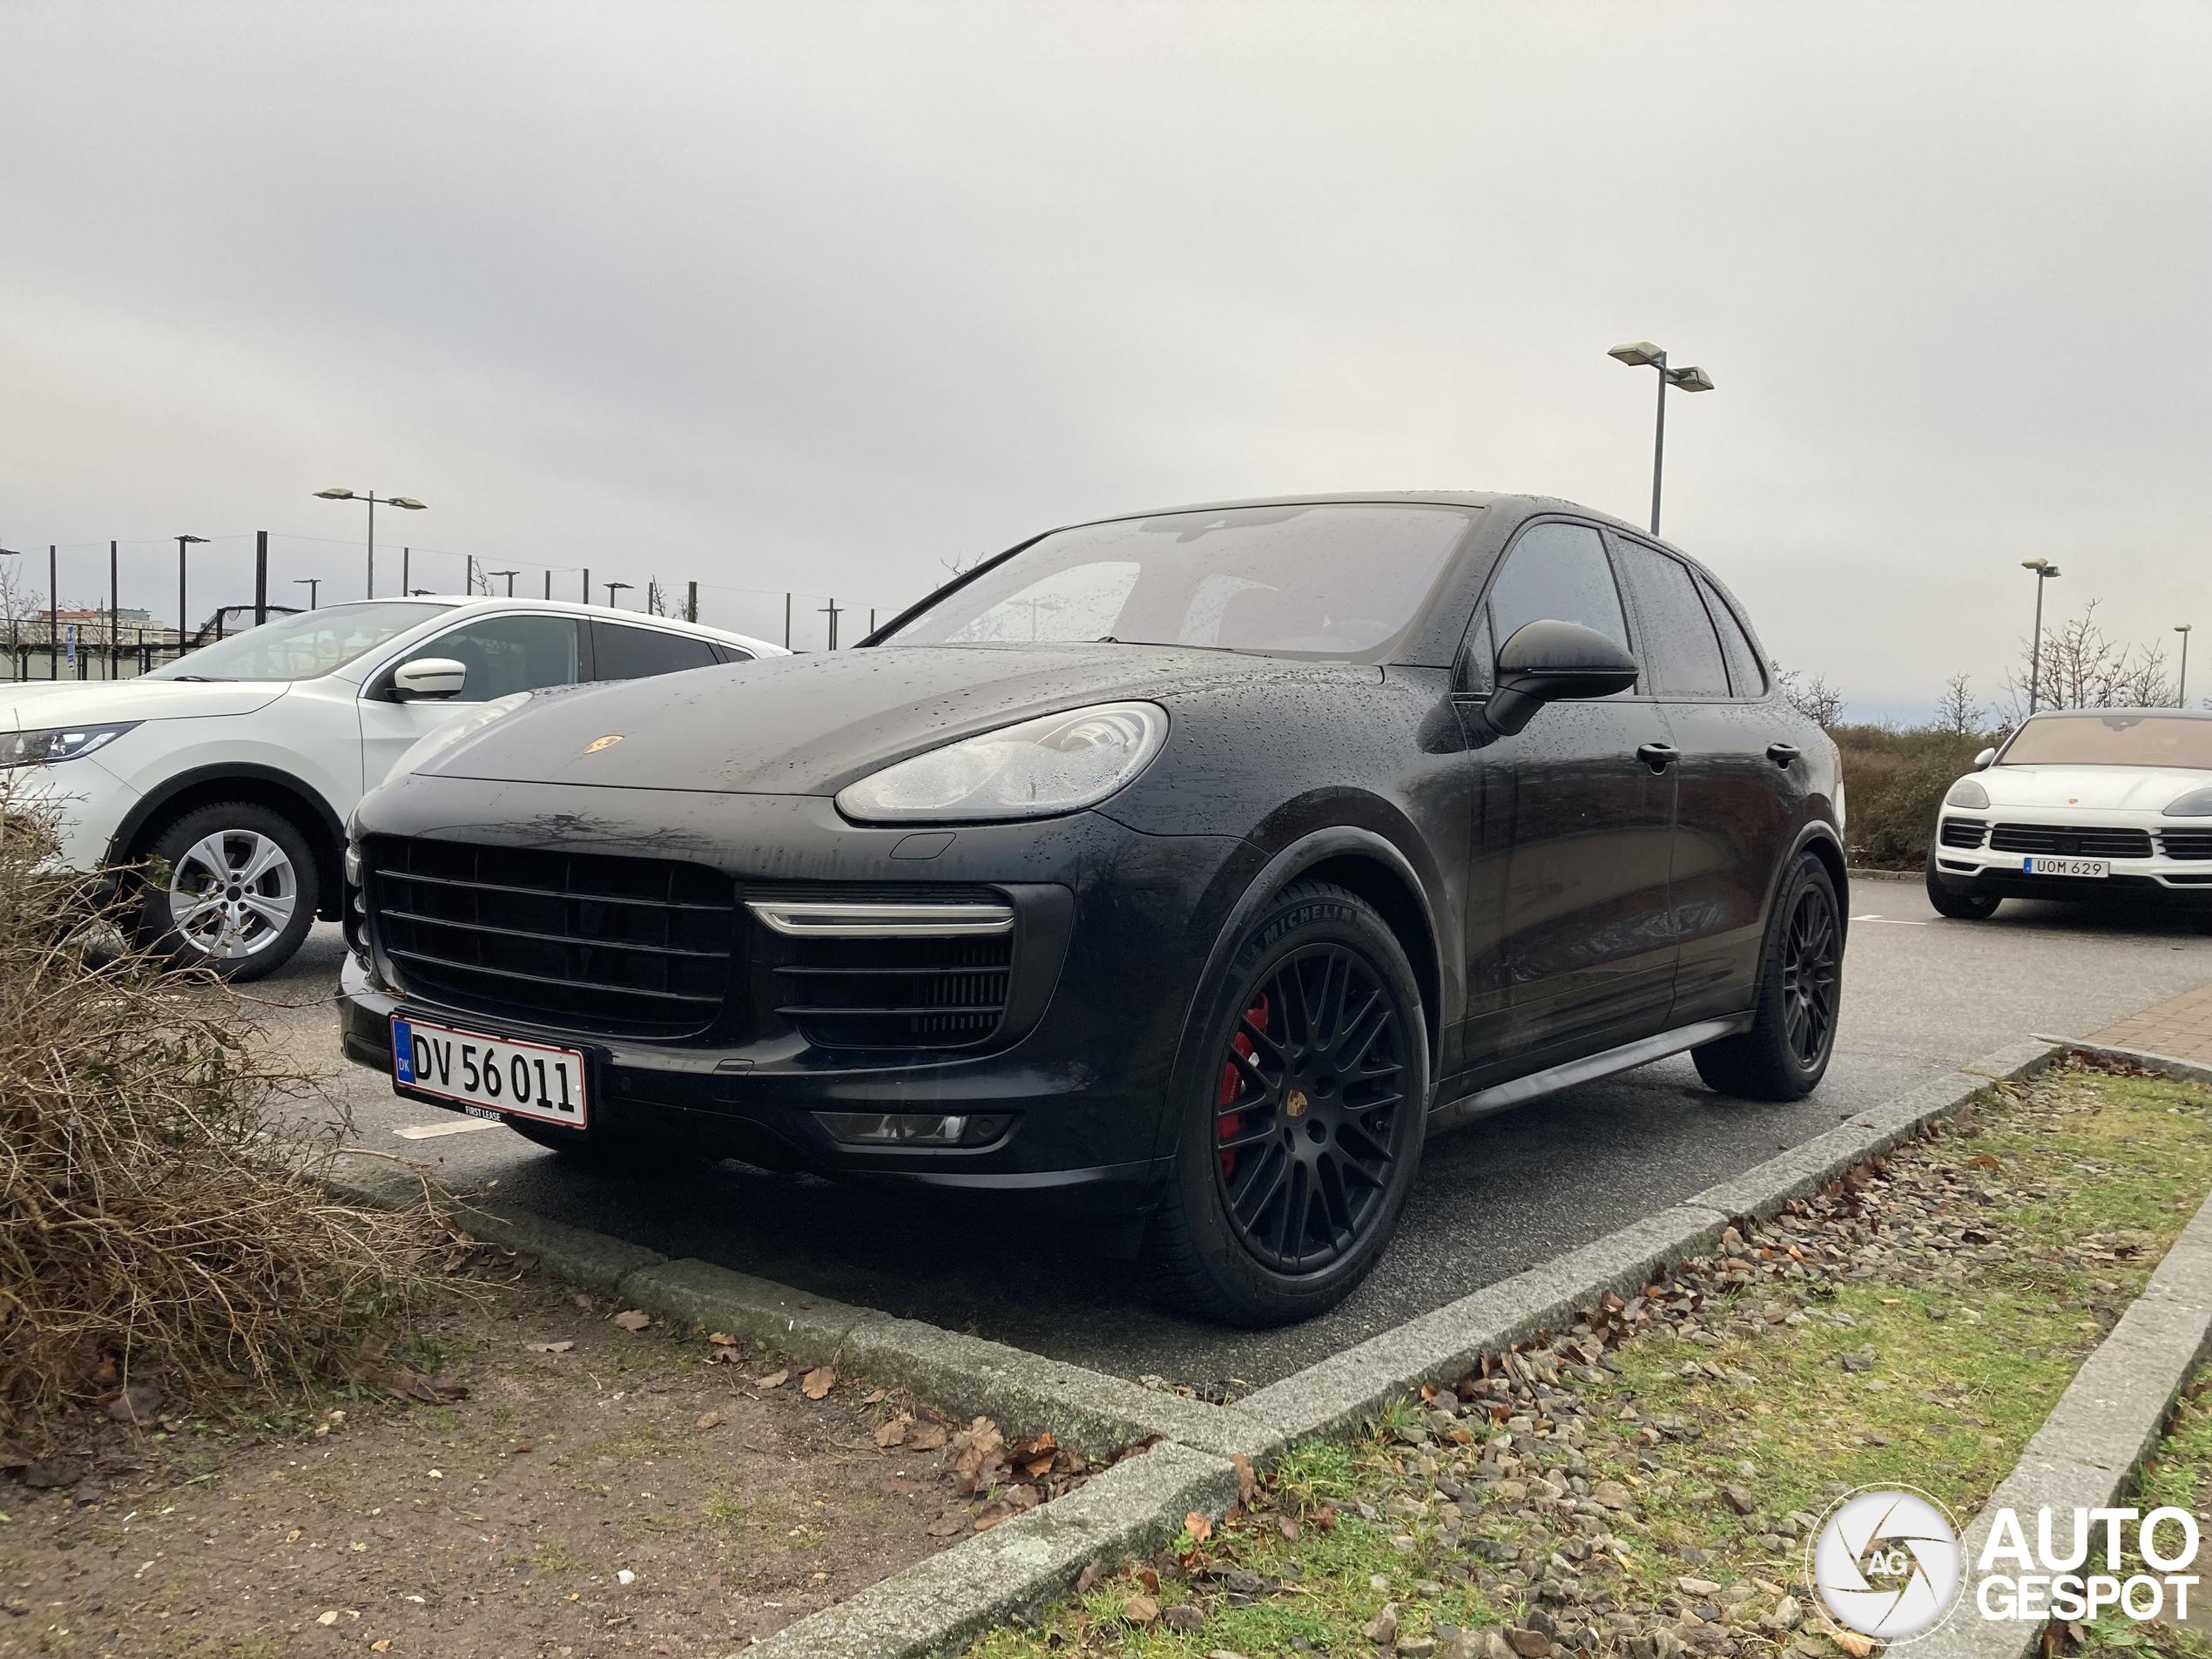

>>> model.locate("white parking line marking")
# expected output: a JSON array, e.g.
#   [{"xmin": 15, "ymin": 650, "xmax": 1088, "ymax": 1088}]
[
  {"xmin": 1851, "ymin": 914, "xmax": 1928, "ymax": 925},
  {"xmin": 393, "ymin": 1118, "xmax": 502, "ymax": 1140}
]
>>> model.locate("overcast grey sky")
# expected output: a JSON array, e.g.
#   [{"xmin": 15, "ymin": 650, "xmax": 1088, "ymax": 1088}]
[{"xmin": 3, "ymin": 2, "xmax": 2206, "ymax": 715}]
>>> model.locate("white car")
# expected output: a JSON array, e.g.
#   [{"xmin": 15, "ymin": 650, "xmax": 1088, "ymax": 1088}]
[
  {"xmin": 1, "ymin": 597, "xmax": 784, "ymax": 977},
  {"xmin": 1926, "ymin": 707, "xmax": 2212, "ymax": 929}
]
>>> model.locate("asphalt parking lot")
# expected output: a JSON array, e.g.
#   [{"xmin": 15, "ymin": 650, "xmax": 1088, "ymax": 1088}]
[{"xmin": 257, "ymin": 875, "xmax": 2212, "ymax": 1391}]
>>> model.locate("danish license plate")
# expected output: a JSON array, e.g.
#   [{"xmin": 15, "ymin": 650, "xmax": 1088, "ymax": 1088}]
[
  {"xmin": 2022, "ymin": 855, "xmax": 2109, "ymax": 879},
  {"xmin": 391, "ymin": 1015, "xmax": 589, "ymax": 1128}
]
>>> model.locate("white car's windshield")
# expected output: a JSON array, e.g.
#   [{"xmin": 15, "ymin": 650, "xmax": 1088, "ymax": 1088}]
[
  {"xmin": 886, "ymin": 503, "xmax": 1474, "ymax": 660},
  {"xmin": 2000, "ymin": 713, "xmax": 2212, "ymax": 769},
  {"xmin": 144, "ymin": 602, "xmax": 450, "ymax": 682}
]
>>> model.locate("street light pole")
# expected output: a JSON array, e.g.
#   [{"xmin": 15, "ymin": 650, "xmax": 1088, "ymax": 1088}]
[
  {"xmin": 2021, "ymin": 558, "xmax": 2061, "ymax": 713},
  {"xmin": 2179, "ymin": 624, "xmax": 2194, "ymax": 708},
  {"xmin": 175, "ymin": 534, "xmax": 208, "ymax": 651},
  {"xmin": 1607, "ymin": 342, "xmax": 1715, "ymax": 536},
  {"xmin": 604, "ymin": 581, "xmax": 632, "ymax": 609},
  {"xmin": 295, "ymin": 577, "xmax": 320, "ymax": 610},
  {"xmin": 314, "ymin": 488, "xmax": 426, "ymax": 598},
  {"xmin": 489, "ymin": 570, "xmax": 520, "ymax": 596}
]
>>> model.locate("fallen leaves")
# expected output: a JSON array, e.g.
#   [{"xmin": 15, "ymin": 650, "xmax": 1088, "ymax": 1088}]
[
  {"xmin": 874, "ymin": 1412, "xmax": 915, "ymax": 1449},
  {"xmin": 695, "ymin": 1413, "xmax": 722, "ymax": 1431},
  {"xmin": 611, "ymin": 1310, "xmax": 651, "ymax": 1332},
  {"xmin": 705, "ymin": 1333, "xmax": 745, "ymax": 1365},
  {"xmin": 334, "ymin": 1339, "xmax": 469, "ymax": 1405},
  {"xmin": 800, "ymin": 1366, "xmax": 837, "ymax": 1399},
  {"xmin": 906, "ymin": 1420, "xmax": 948, "ymax": 1452},
  {"xmin": 1122, "ymin": 1595, "xmax": 1160, "ymax": 1624},
  {"xmin": 925, "ymin": 1509, "xmax": 968, "ymax": 1537},
  {"xmin": 1184, "ymin": 1510, "xmax": 1213, "ymax": 1544},
  {"xmin": 525, "ymin": 1340, "xmax": 574, "ymax": 1354},
  {"xmin": 756, "ymin": 1371, "xmax": 789, "ymax": 1390}
]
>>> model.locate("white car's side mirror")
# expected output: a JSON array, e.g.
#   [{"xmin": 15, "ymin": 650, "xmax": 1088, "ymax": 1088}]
[
  {"xmin": 1973, "ymin": 745, "xmax": 1996, "ymax": 771},
  {"xmin": 393, "ymin": 658, "xmax": 469, "ymax": 700}
]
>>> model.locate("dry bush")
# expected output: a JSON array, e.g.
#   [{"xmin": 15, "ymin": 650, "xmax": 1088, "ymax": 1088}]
[{"xmin": 0, "ymin": 774, "xmax": 454, "ymax": 1408}]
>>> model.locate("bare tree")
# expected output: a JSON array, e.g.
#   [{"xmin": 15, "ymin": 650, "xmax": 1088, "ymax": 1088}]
[
  {"xmin": 1935, "ymin": 672, "xmax": 1985, "ymax": 738},
  {"xmin": 1776, "ymin": 666, "xmax": 1845, "ymax": 728},
  {"xmin": 2000, "ymin": 598, "xmax": 2175, "ymax": 721},
  {"xmin": 0, "ymin": 559, "xmax": 36, "ymax": 632},
  {"xmin": 645, "ymin": 578, "xmax": 666, "ymax": 617}
]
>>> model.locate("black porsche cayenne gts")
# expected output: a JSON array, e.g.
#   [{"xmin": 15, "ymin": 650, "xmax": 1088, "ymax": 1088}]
[{"xmin": 339, "ymin": 493, "xmax": 1844, "ymax": 1325}]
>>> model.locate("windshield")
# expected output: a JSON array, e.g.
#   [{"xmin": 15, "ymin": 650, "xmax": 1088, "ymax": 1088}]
[
  {"xmin": 886, "ymin": 503, "xmax": 1474, "ymax": 659},
  {"xmin": 144, "ymin": 602, "xmax": 449, "ymax": 682},
  {"xmin": 2000, "ymin": 713, "xmax": 2212, "ymax": 769}
]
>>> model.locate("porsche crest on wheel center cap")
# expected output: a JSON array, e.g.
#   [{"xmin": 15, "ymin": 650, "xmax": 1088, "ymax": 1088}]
[{"xmin": 1285, "ymin": 1089, "xmax": 1309, "ymax": 1116}]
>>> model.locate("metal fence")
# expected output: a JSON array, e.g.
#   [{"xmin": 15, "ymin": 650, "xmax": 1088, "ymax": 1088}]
[{"xmin": 2, "ymin": 629, "xmax": 185, "ymax": 682}]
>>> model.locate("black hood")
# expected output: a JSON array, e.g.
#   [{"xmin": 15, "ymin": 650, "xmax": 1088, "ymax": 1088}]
[{"xmin": 422, "ymin": 643, "xmax": 1381, "ymax": 796}]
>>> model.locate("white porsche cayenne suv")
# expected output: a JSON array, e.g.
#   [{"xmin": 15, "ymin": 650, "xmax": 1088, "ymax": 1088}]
[
  {"xmin": 1926, "ymin": 708, "xmax": 2212, "ymax": 929},
  {"xmin": 1, "ymin": 597, "xmax": 782, "ymax": 977}
]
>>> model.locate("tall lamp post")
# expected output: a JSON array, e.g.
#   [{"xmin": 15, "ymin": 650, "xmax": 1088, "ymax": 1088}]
[
  {"xmin": 489, "ymin": 569, "xmax": 520, "ymax": 596},
  {"xmin": 2178, "ymin": 624, "xmax": 2194, "ymax": 708},
  {"xmin": 295, "ymin": 577, "xmax": 321, "ymax": 610},
  {"xmin": 313, "ymin": 488, "xmax": 426, "ymax": 597},
  {"xmin": 2021, "ymin": 558, "xmax": 2061, "ymax": 713},
  {"xmin": 176, "ymin": 534, "xmax": 209, "ymax": 650},
  {"xmin": 1607, "ymin": 341, "xmax": 1715, "ymax": 536},
  {"xmin": 604, "ymin": 581, "xmax": 632, "ymax": 609}
]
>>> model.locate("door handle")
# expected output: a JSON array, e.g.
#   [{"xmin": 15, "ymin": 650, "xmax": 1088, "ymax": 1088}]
[
  {"xmin": 1636, "ymin": 742, "xmax": 1679, "ymax": 772},
  {"xmin": 1766, "ymin": 742, "xmax": 1801, "ymax": 769}
]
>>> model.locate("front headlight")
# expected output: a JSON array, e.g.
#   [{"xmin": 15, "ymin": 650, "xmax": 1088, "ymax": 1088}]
[
  {"xmin": 392, "ymin": 692, "xmax": 534, "ymax": 778},
  {"xmin": 0, "ymin": 722, "xmax": 141, "ymax": 766},
  {"xmin": 2165, "ymin": 787, "xmax": 2212, "ymax": 817},
  {"xmin": 1945, "ymin": 777, "xmax": 1990, "ymax": 809},
  {"xmin": 836, "ymin": 702, "xmax": 1169, "ymax": 824}
]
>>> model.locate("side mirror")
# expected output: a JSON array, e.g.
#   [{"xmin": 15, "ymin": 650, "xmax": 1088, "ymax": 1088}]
[
  {"xmin": 1973, "ymin": 746, "xmax": 1996, "ymax": 771},
  {"xmin": 392, "ymin": 658, "xmax": 469, "ymax": 700},
  {"xmin": 1483, "ymin": 620, "xmax": 1641, "ymax": 737}
]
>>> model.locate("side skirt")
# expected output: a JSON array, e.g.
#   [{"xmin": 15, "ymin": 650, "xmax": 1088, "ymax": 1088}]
[{"xmin": 1425, "ymin": 1014, "xmax": 1754, "ymax": 1136}]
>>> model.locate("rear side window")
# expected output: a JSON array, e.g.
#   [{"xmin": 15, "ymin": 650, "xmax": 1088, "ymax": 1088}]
[
  {"xmin": 1613, "ymin": 543, "xmax": 1730, "ymax": 698},
  {"xmin": 1695, "ymin": 571, "xmax": 1767, "ymax": 698},
  {"xmin": 398, "ymin": 614, "xmax": 582, "ymax": 700},
  {"xmin": 711, "ymin": 644, "xmax": 755, "ymax": 664},
  {"xmin": 591, "ymin": 621, "xmax": 721, "ymax": 681}
]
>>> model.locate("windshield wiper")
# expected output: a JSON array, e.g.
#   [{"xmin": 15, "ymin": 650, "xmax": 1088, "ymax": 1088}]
[{"xmin": 163, "ymin": 675, "xmax": 232, "ymax": 682}]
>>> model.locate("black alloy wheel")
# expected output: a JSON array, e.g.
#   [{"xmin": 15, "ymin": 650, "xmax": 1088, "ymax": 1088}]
[
  {"xmin": 1692, "ymin": 852, "xmax": 1843, "ymax": 1101},
  {"xmin": 1777, "ymin": 879, "xmax": 1840, "ymax": 1070},
  {"xmin": 1211, "ymin": 945, "xmax": 1406, "ymax": 1273},
  {"xmin": 1147, "ymin": 879, "xmax": 1428, "ymax": 1326}
]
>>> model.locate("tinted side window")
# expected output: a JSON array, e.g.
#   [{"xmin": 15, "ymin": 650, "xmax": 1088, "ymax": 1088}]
[
  {"xmin": 1695, "ymin": 571, "xmax": 1767, "ymax": 697},
  {"xmin": 711, "ymin": 644, "xmax": 755, "ymax": 664},
  {"xmin": 401, "ymin": 614, "xmax": 582, "ymax": 699},
  {"xmin": 1613, "ymin": 543, "xmax": 1730, "ymax": 698},
  {"xmin": 592, "ymin": 622, "xmax": 720, "ymax": 681},
  {"xmin": 1485, "ymin": 523, "xmax": 1631, "ymax": 655}
]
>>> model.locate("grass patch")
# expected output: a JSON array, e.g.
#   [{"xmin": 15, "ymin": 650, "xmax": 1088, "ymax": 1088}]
[{"xmin": 971, "ymin": 1061, "xmax": 2212, "ymax": 1659}]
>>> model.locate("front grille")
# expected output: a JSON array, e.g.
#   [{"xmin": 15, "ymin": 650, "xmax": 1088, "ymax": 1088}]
[
  {"xmin": 1988, "ymin": 822, "xmax": 2154, "ymax": 859},
  {"xmin": 2161, "ymin": 829, "xmax": 2212, "ymax": 860},
  {"xmin": 365, "ymin": 837, "xmax": 736, "ymax": 1038},
  {"xmin": 750, "ymin": 883, "xmax": 1015, "ymax": 1052},
  {"xmin": 1939, "ymin": 818, "xmax": 1987, "ymax": 849}
]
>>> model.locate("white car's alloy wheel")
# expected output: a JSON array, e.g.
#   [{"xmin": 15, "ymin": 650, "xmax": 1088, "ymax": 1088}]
[{"xmin": 166, "ymin": 829, "xmax": 299, "ymax": 961}]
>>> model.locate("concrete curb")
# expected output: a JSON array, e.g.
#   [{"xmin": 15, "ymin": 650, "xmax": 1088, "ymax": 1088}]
[
  {"xmin": 1847, "ymin": 867, "xmax": 1921, "ymax": 884},
  {"xmin": 1910, "ymin": 1090, "xmax": 2212, "ymax": 1659},
  {"xmin": 319, "ymin": 1039, "xmax": 2062, "ymax": 1659},
  {"xmin": 743, "ymin": 1441, "xmax": 1238, "ymax": 1659}
]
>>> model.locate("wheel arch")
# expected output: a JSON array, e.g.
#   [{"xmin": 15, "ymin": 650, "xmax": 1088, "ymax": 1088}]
[
  {"xmin": 111, "ymin": 765, "xmax": 347, "ymax": 921},
  {"xmin": 1165, "ymin": 827, "xmax": 1447, "ymax": 1141},
  {"xmin": 1782, "ymin": 819, "xmax": 1850, "ymax": 948}
]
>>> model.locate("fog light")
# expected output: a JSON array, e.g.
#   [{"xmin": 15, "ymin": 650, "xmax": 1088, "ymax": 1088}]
[
  {"xmin": 344, "ymin": 844, "xmax": 362, "ymax": 886},
  {"xmin": 817, "ymin": 1111, "xmax": 968, "ymax": 1145}
]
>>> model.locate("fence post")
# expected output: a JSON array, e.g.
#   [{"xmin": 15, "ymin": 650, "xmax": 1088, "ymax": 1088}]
[
  {"xmin": 784, "ymin": 592, "xmax": 792, "ymax": 649},
  {"xmin": 402, "ymin": 546, "xmax": 410, "ymax": 595},
  {"xmin": 686, "ymin": 581, "xmax": 698, "ymax": 624},
  {"xmin": 583, "ymin": 569, "xmax": 590, "ymax": 604}
]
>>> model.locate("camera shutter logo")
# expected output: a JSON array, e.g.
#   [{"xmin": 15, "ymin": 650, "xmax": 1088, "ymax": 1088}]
[{"xmin": 1811, "ymin": 1487, "xmax": 1965, "ymax": 1642}]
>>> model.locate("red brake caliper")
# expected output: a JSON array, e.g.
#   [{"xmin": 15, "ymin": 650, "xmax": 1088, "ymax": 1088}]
[{"xmin": 1217, "ymin": 991, "xmax": 1270, "ymax": 1181}]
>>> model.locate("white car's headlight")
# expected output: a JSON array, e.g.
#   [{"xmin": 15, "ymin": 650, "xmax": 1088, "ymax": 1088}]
[
  {"xmin": 836, "ymin": 702, "xmax": 1168, "ymax": 824},
  {"xmin": 2166, "ymin": 787, "xmax": 2212, "ymax": 818},
  {"xmin": 393, "ymin": 692, "xmax": 534, "ymax": 778},
  {"xmin": 0, "ymin": 722, "xmax": 140, "ymax": 766},
  {"xmin": 1944, "ymin": 778, "xmax": 1989, "ymax": 809}
]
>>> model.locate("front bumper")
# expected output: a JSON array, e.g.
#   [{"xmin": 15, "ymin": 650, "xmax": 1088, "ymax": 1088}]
[
  {"xmin": 1930, "ymin": 817, "xmax": 2212, "ymax": 909},
  {"xmin": 3, "ymin": 755, "xmax": 142, "ymax": 872},
  {"xmin": 337, "ymin": 777, "xmax": 1266, "ymax": 1219}
]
